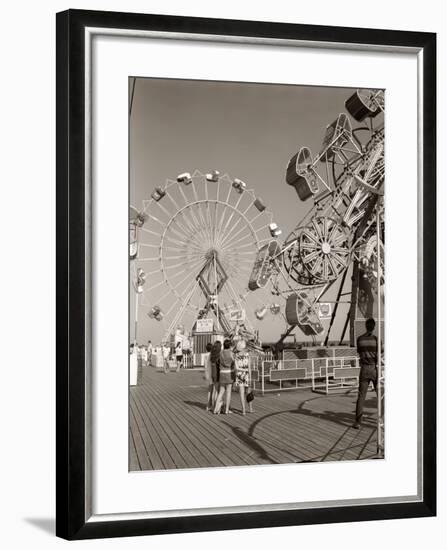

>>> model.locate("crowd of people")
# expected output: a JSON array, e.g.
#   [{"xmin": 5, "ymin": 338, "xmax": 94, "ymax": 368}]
[
  {"xmin": 132, "ymin": 318, "xmax": 381, "ymax": 424},
  {"xmin": 204, "ymin": 339, "xmax": 254, "ymax": 416}
]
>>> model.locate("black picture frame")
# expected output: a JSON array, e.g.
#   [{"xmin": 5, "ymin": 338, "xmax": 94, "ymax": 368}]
[{"xmin": 56, "ymin": 9, "xmax": 436, "ymax": 540}]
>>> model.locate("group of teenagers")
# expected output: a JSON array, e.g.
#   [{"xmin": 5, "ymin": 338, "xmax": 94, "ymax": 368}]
[{"xmin": 203, "ymin": 339, "xmax": 254, "ymax": 416}]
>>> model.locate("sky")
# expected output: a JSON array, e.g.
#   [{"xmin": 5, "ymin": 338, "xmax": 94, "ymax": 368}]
[{"xmin": 129, "ymin": 78, "xmax": 364, "ymax": 346}]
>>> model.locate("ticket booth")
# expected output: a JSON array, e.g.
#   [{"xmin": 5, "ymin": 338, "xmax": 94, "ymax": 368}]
[{"xmin": 192, "ymin": 318, "xmax": 224, "ymax": 366}]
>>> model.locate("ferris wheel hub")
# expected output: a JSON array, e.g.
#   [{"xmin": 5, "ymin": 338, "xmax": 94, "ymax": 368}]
[
  {"xmin": 321, "ymin": 242, "xmax": 331, "ymax": 255},
  {"xmin": 205, "ymin": 248, "xmax": 218, "ymax": 261}
]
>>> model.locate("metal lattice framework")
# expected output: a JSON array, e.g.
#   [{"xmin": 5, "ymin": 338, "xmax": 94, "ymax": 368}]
[
  {"xmin": 131, "ymin": 170, "xmax": 276, "ymax": 341},
  {"xmin": 248, "ymin": 88, "xmax": 385, "ymax": 340}
]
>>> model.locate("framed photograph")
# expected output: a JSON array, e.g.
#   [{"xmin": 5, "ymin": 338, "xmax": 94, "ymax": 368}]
[{"xmin": 56, "ymin": 9, "xmax": 436, "ymax": 540}]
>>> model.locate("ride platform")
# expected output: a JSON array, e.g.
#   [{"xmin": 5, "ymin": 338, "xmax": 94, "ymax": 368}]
[{"xmin": 130, "ymin": 364, "xmax": 379, "ymax": 471}]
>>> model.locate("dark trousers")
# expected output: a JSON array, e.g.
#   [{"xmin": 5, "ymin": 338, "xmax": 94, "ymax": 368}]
[{"xmin": 355, "ymin": 365, "xmax": 377, "ymax": 423}]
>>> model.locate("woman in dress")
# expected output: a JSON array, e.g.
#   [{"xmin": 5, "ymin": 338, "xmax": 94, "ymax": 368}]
[
  {"xmin": 235, "ymin": 340, "xmax": 253, "ymax": 415},
  {"xmin": 175, "ymin": 341, "xmax": 183, "ymax": 372},
  {"xmin": 213, "ymin": 339, "xmax": 235, "ymax": 415}
]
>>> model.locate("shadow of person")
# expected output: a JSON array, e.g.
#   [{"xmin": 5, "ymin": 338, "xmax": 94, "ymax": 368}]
[
  {"xmin": 220, "ymin": 423, "xmax": 277, "ymax": 464},
  {"xmin": 292, "ymin": 396, "xmax": 377, "ymax": 429},
  {"xmin": 24, "ymin": 517, "xmax": 55, "ymax": 535},
  {"xmin": 183, "ymin": 400, "xmax": 209, "ymax": 411}
]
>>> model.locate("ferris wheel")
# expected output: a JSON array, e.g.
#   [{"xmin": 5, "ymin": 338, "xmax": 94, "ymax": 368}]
[{"xmin": 130, "ymin": 169, "xmax": 277, "ymax": 341}]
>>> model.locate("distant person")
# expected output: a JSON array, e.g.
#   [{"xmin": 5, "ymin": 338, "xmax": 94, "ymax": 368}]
[
  {"xmin": 203, "ymin": 342, "xmax": 214, "ymax": 411},
  {"xmin": 147, "ymin": 340, "xmax": 153, "ymax": 366},
  {"xmin": 141, "ymin": 345, "xmax": 148, "ymax": 367},
  {"xmin": 214, "ymin": 339, "xmax": 235, "ymax": 415},
  {"xmin": 162, "ymin": 342, "xmax": 170, "ymax": 374},
  {"xmin": 175, "ymin": 341, "xmax": 183, "ymax": 372},
  {"xmin": 353, "ymin": 318, "xmax": 380, "ymax": 429}
]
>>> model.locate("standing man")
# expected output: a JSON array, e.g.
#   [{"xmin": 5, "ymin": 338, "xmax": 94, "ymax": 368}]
[{"xmin": 353, "ymin": 318, "xmax": 379, "ymax": 429}]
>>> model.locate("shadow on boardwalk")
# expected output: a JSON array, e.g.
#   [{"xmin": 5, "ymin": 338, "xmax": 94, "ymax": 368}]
[{"xmin": 130, "ymin": 367, "xmax": 379, "ymax": 470}]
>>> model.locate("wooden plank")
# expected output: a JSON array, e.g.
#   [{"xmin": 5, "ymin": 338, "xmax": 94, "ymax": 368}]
[
  {"xmin": 131, "ymin": 392, "xmax": 172, "ymax": 469},
  {"xmin": 129, "ymin": 423, "xmax": 141, "ymax": 471},
  {"xmin": 131, "ymin": 390, "xmax": 179, "ymax": 469},
  {"xmin": 129, "ymin": 404, "xmax": 153, "ymax": 470},
  {"xmin": 134, "ymin": 385, "xmax": 199, "ymax": 469}
]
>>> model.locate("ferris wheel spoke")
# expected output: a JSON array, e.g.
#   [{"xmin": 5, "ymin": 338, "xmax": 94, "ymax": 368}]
[
  {"xmin": 213, "ymin": 201, "xmax": 231, "ymax": 247},
  {"xmin": 136, "ymin": 257, "xmax": 159, "ymax": 262},
  {"xmin": 220, "ymin": 220, "xmax": 252, "ymax": 251},
  {"xmin": 215, "ymin": 194, "xmax": 244, "ymax": 248},
  {"xmin": 147, "ymin": 213, "xmax": 166, "ymax": 227},
  {"xmin": 257, "ymin": 237, "xmax": 272, "ymax": 246},
  {"xmin": 331, "ymin": 247, "xmax": 349, "ymax": 255},
  {"xmin": 248, "ymin": 211, "xmax": 264, "ymax": 225},
  {"xmin": 162, "ymin": 257, "xmax": 204, "ymax": 272},
  {"xmin": 141, "ymin": 227, "xmax": 163, "ymax": 238},
  {"xmin": 176, "ymin": 257, "xmax": 207, "ymax": 279},
  {"xmin": 224, "ymin": 181, "xmax": 233, "ymax": 204},
  {"xmin": 197, "ymin": 205, "xmax": 210, "ymax": 246},
  {"xmin": 311, "ymin": 219, "xmax": 324, "ymax": 241},
  {"xmin": 155, "ymin": 199, "xmax": 174, "ymax": 220},
  {"xmin": 300, "ymin": 242, "xmax": 317, "ymax": 250},
  {"xmin": 167, "ymin": 225, "xmax": 202, "ymax": 251},
  {"xmin": 310, "ymin": 255, "xmax": 324, "ymax": 276},
  {"xmin": 157, "ymin": 288, "xmax": 178, "ymax": 304},
  {"xmin": 332, "ymin": 252, "xmax": 348, "ymax": 268},
  {"xmin": 165, "ymin": 190, "xmax": 181, "ymax": 211},
  {"xmin": 327, "ymin": 255, "xmax": 337, "ymax": 277},
  {"xmin": 186, "ymin": 205, "xmax": 208, "ymax": 242},
  {"xmin": 164, "ymin": 230, "xmax": 195, "ymax": 249},
  {"xmin": 303, "ymin": 250, "xmax": 321, "ymax": 263},
  {"xmin": 144, "ymin": 268, "xmax": 164, "ymax": 276},
  {"xmin": 221, "ymin": 232, "xmax": 255, "ymax": 253},
  {"xmin": 222, "ymin": 240, "xmax": 256, "ymax": 253},
  {"xmin": 302, "ymin": 229, "xmax": 320, "ymax": 246},
  {"xmin": 163, "ymin": 253, "xmax": 202, "ymax": 261},
  {"xmin": 179, "ymin": 208, "xmax": 203, "ymax": 241},
  {"xmin": 177, "ymin": 181, "xmax": 191, "ymax": 206},
  {"xmin": 206, "ymin": 203, "xmax": 216, "ymax": 247},
  {"xmin": 139, "ymin": 242, "xmax": 159, "ymax": 248},
  {"xmin": 171, "ymin": 215, "xmax": 199, "ymax": 243},
  {"xmin": 218, "ymin": 215, "xmax": 246, "ymax": 249},
  {"xmin": 145, "ymin": 280, "xmax": 166, "ymax": 292},
  {"xmin": 212, "ymin": 201, "xmax": 220, "ymax": 247},
  {"xmin": 164, "ymin": 235, "xmax": 200, "ymax": 252},
  {"xmin": 172, "ymin": 272, "xmax": 199, "ymax": 304},
  {"xmin": 332, "ymin": 233, "xmax": 348, "ymax": 247},
  {"xmin": 190, "ymin": 181, "xmax": 208, "ymax": 235},
  {"xmin": 200, "ymin": 203, "xmax": 214, "ymax": 249},
  {"xmin": 322, "ymin": 257, "xmax": 329, "ymax": 280}
]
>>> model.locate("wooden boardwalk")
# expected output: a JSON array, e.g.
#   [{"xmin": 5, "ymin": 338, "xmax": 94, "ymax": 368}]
[{"xmin": 130, "ymin": 365, "xmax": 379, "ymax": 471}]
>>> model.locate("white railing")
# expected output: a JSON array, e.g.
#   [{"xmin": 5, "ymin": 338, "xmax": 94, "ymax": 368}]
[{"xmin": 256, "ymin": 356, "xmax": 361, "ymax": 395}]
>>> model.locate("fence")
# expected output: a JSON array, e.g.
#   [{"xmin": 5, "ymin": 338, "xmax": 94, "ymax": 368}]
[{"xmin": 251, "ymin": 356, "xmax": 360, "ymax": 395}]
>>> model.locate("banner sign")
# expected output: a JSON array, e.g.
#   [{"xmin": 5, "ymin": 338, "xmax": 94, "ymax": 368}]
[{"xmin": 195, "ymin": 318, "xmax": 214, "ymax": 333}]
